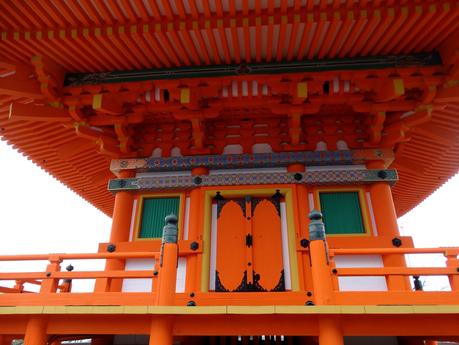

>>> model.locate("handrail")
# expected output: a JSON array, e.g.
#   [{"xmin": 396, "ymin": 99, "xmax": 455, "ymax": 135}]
[
  {"xmin": 0, "ymin": 270, "xmax": 156, "ymax": 280},
  {"xmin": 0, "ymin": 251, "xmax": 160, "ymax": 261},
  {"xmin": 329, "ymin": 247, "xmax": 459, "ymax": 257},
  {"xmin": 334, "ymin": 267, "xmax": 456, "ymax": 276}
]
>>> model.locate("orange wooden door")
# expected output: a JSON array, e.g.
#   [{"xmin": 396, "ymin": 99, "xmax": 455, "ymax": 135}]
[
  {"xmin": 214, "ymin": 193, "xmax": 285, "ymax": 292},
  {"xmin": 251, "ymin": 196, "xmax": 285, "ymax": 291},
  {"xmin": 215, "ymin": 197, "xmax": 247, "ymax": 291}
]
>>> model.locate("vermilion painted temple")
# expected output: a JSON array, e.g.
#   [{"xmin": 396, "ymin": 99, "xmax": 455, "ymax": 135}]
[{"xmin": 1, "ymin": 1, "xmax": 459, "ymax": 345}]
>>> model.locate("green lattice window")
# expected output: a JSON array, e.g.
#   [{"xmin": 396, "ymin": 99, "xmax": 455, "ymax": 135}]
[
  {"xmin": 139, "ymin": 197, "xmax": 180, "ymax": 238},
  {"xmin": 319, "ymin": 191, "xmax": 365, "ymax": 235}
]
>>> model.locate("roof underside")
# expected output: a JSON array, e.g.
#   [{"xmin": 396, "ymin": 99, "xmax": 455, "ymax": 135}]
[{"xmin": 1, "ymin": 0, "xmax": 459, "ymax": 217}]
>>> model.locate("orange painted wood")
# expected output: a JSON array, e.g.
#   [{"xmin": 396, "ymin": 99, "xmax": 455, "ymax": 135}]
[
  {"xmin": 252, "ymin": 199, "xmax": 284, "ymax": 291},
  {"xmin": 216, "ymin": 200, "xmax": 246, "ymax": 291}
]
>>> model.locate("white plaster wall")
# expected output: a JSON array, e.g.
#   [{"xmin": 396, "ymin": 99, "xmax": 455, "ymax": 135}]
[
  {"xmin": 121, "ymin": 257, "xmax": 187, "ymax": 293},
  {"xmin": 122, "ymin": 258, "xmax": 156, "ymax": 292},
  {"xmin": 334, "ymin": 255, "xmax": 388, "ymax": 291}
]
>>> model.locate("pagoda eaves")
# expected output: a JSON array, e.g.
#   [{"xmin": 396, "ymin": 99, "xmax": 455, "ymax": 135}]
[{"xmin": 0, "ymin": 1, "xmax": 459, "ymax": 216}]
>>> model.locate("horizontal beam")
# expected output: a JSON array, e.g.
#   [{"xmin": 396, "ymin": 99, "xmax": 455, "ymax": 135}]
[
  {"xmin": 1, "ymin": 304, "xmax": 459, "ymax": 315},
  {"xmin": 107, "ymin": 169, "xmax": 398, "ymax": 192},
  {"xmin": 65, "ymin": 53, "xmax": 441, "ymax": 86},
  {"xmin": 110, "ymin": 149, "xmax": 395, "ymax": 173},
  {"xmin": 9, "ymin": 102, "xmax": 70, "ymax": 122}
]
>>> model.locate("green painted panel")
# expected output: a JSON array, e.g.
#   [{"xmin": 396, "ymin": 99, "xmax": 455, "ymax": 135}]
[
  {"xmin": 139, "ymin": 197, "xmax": 180, "ymax": 238},
  {"xmin": 319, "ymin": 192, "xmax": 365, "ymax": 234}
]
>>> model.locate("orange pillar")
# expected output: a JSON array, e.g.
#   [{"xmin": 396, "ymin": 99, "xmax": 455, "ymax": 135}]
[
  {"xmin": 149, "ymin": 215, "xmax": 179, "ymax": 345},
  {"xmin": 185, "ymin": 167, "xmax": 207, "ymax": 293},
  {"xmin": 367, "ymin": 161, "xmax": 409, "ymax": 291},
  {"xmin": 95, "ymin": 170, "xmax": 135, "ymax": 292},
  {"xmin": 308, "ymin": 211, "xmax": 334, "ymax": 305},
  {"xmin": 24, "ymin": 318, "xmax": 47, "ymax": 345},
  {"xmin": 149, "ymin": 317, "xmax": 173, "ymax": 345},
  {"xmin": 318, "ymin": 317, "xmax": 343, "ymax": 345}
]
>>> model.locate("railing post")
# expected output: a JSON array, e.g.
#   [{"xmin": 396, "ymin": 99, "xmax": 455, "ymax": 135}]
[
  {"xmin": 446, "ymin": 254, "xmax": 459, "ymax": 291},
  {"xmin": 14, "ymin": 280, "xmax": 24, "ymax": 293},
  {"xmin": 149, "ymin": 215, "xmax": 178, "ymax": 345},
  {"xmin": 40, "ymin": 256, "xmax": 62, "ymax": 293},
  {"xmin": 308, "ymin": 210, "xmax": 334, "ymax": 305},
  {"xmin": 24, "ymin": 317, "xmax": 47, "ymax": 345}
]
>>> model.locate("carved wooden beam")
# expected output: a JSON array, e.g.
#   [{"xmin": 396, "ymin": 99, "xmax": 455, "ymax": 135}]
[
  {"xmin": 0, "ymin": 62, "xmax": 42, "ymax": 99},
  {"xmin": 8, "ymin": 102, "xmax": 70, "ymax": 122}
]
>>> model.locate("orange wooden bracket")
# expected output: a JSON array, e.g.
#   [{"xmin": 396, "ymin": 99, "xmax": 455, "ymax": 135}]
[
  {"xmin": 374, "ymin": 78, "xmax": 405, "ymax": 102},
  {"xmin": 9, "ymin": 102, "xmax": 71, "ymax": 123},
  {"xmin": 31, "ymin": 55, "xmax": 65, "ymax": 101},
  {"xmin": 0, "ymin": 63, "xmax": 42, "ymax": 99},
  {"xmin": 93, "ymin": 93, "xmax": 125, "ymax": 115}
]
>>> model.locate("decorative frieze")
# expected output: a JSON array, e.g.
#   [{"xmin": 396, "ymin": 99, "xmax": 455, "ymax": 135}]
[
  {"xmin": 108, "ymin": 169, "xmax": 398, "ymax": 192},
  {"xmin": 110, "ymin": 149, "xmax": 394, "ymax": 174}
]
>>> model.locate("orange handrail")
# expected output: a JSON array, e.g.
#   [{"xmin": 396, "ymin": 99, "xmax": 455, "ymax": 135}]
[
  {"xmin": 0, "ymin": 270, "xmax": 157, "ymax": 280},
  {"xmin": 0, "ymin": 251, "xmax": 160, "ymax": 261},
  {"xmin": 334, "ymin": 267, "xmax": 456, "ymax": 277},
  {"xmin": 329, "ymin": 247, "xmax": 459, "ymax": 257}
]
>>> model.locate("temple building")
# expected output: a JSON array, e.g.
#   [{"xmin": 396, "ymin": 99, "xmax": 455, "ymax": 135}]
[{"xmin": 1, "ymin": 1, "xmax": 459, "ymax": 345}]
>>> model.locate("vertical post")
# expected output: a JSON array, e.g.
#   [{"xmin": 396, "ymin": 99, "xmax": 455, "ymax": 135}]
[
  {"xmin": 40, "ymin": 256, "xmax": 62, "ymax": 293},
  {"xmin": 24, "ymin": 317, "xmax": 47, "ymax": 345},
  {"xmin": 308, "ymin": 211, "xmax": 334, "ymax": 305},
  {"xmin": 446, "ymin": 255, "xmax": 459, "ymax": 291},
  {"xmin": 318, "ymin": 317, "xmax": 343, "ymax": 345},
  {"xmin": 185, "ymin": 167, "xmax": 207, "ymax": 293},
  {"xmin": 95, "ymin": 170, "xmax": 134, "ymax": 292},
  {"xmin": 149, "ymin": 215, "xmax": 179, "ymax": 345},
  {"xmin": 367, "ymin": 160, "xmax": 409, "ymax": 291}
]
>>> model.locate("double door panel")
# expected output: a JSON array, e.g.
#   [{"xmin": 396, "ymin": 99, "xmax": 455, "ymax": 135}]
[{"xmin": 215, "ymin": 195, "xmax": 285, "ymax": 292}]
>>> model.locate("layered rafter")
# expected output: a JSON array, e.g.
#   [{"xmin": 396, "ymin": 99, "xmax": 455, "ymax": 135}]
[{"xmin": 1, "ymin": 1, "xmax": 459, "ymax": 72}]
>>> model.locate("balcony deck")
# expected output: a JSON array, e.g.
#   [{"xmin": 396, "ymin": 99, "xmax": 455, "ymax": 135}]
[
  {"xmin": 0, "ymin": 247, "xmax": 458, "ymax": 307},
  {"xmin": 0, "ymin": 247, "xmax": 459, "ymax": 339}
]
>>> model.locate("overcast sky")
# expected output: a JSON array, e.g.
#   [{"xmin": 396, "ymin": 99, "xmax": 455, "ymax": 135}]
[{"xmin": 0, "ymin": 140, "xmax": 457, "ymax": 291}]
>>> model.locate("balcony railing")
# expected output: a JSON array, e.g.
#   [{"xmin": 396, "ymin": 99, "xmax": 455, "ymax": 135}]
[{"xmin": 0, "ymin": 246, "xmax": 458, "ymax": 307}]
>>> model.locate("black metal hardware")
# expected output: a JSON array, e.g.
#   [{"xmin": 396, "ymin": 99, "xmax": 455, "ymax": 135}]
[
  {"xmin": 271, "ymin": 270, "xmax": 286, "ymax": 292},
  {"xmin": 246, "ymin": 234, "xmax": 253, "ymax": 247},
  {"xmin": 294, "ymin": 173, "xmax": 303, "ymax": 181},
  {"xmin": 215, "ymin": 271, "xmax": 229, "ymax": 292},
  {"xmin": 413, "ymin": 276, "xmax": 423, "ymax": 291},
  {"xmin": 193, "ymin": 176, "xmax": 202, "ymax": 185},
  {"xmin": 300, "ymin": 238, "xmax": 310, "ymax": 248},
  {"xmin": 107, "ymin": 244, "xmax": 116, "ymax": 252},
  {"xmin": 187, "ymin": 301, "xmax": 196, "ymax": 306},
  {"xmin": 66, "ymin": 264, "xmax": 74, "ymax": 272},
  {"xmin": 234, "ymin": 270, "xmax": 267, "ymax": 292},
  {"xmin": 305, "ymin": 301, "xmax": 315, "ymax": 306},
  {"xmin": 190, "ymin": 242, "xmax": 199, "ymax": 251},
  {"xmin": 392, "ymin": 237, "xmax": 402, "ymax": 247},
  {"xmin": 377, "ymin": 170, "xmax": 387, "ymax": 179}
]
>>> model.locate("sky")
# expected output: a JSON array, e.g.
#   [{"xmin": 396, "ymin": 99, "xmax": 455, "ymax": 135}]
[{"xmin": 0, "ymin": 140, "xmax": 457, "ymax": 291}]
